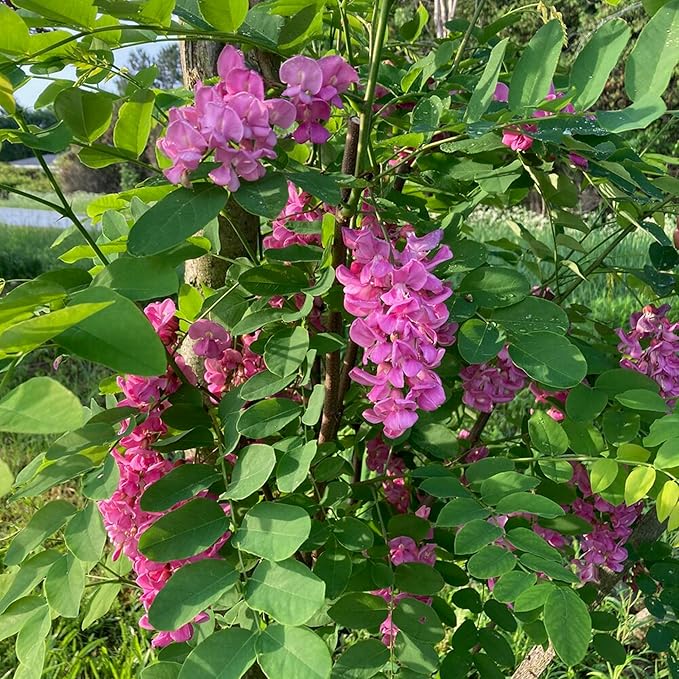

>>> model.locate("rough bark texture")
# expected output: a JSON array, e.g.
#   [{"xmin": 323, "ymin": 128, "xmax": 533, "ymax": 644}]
[{"xmin": 511, "ymin": 511, "xmax": 666, "ymax": 679}]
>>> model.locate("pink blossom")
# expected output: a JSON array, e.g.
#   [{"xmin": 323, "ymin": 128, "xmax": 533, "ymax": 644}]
[
  {"xmin": 460, "ymin": 346, "xmax": 527, "ymax": 412},
  {"xmin": 568, "ymin": 152, "xmax": 589, "ymax": 169},
  {"xmin": 493, "ymin": 82, "xmax": 509, "ymax": 103},
  {"xmin": 188, "ymin": 319, "xmax": 232, "ymax": 359},
  {"xmin": 144, "ymin": 300, "xmax": 179, "ymax": 347},
  {"xmin": 502, "ymin": 125, "xmax": 537, "ymax": 152}
]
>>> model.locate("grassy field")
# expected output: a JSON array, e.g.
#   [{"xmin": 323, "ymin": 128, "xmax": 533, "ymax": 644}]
[
  {"xmin": 0, "ymin": 192, "xmax": 99, "ymax": 214},
  {"xmin": 0, "ymin": 217, "xmax": 672, "ymax": 677}
]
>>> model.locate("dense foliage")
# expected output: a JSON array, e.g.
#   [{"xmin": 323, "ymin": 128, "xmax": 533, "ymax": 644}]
[{"xmin": 0, "ymin": 1, "xmax": 678, "ymax": 678}]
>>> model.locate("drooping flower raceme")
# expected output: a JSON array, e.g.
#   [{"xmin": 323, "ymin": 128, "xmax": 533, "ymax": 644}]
[
  {"xmin": 337, "ymin": 225, "xmax": 456, "ymax": 438},
  {"xmin": 280, "ymin": 55, "xmax": 358, "ymax": 143},
  {"xmin": 460, "ymin": 346, "xmax": 527, "ymax": 413},
  {"xmin": 99, "ymin": 301, "xmax": 231, "ymax": 648},
  {"xmin": 617, "ymin": 304, "xmax": 679, "ymax": 404},
  {"xmin": 158, "ymin": 47, "xmax": 356, "ymax": 188}
]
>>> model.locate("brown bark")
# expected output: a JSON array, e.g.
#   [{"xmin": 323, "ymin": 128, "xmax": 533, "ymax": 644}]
[{"xmin": 511, "ymin": 511, "xmax": 666, "ymax": 679}]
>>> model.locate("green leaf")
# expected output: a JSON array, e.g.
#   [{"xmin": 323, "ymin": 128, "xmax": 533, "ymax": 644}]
[
  {"xmin": 5, "ymin": 500, "xmax": 76, "ymax": 566},
  {"xmin": 597, "ymin": 96, "xmax": 667, "ymax": 132},
  {"xmin": 493, "ymin": 572, "xmax": 537, "ymax": 603},
  {"xmin": 393, "ymin": 598, "xmax": 444, "ymax": 644},
  {"xmin": 457, "ymin": 319, "xmax": 503, "ymax": 364},
  {"xmin": 596, "ymin": 368, "xmax": 659, "ymax": 397},
  {"xmin": 328, "ymin": 593, "xmax": 388, "ymax": 629},
  {"xmin": 645, "ymin": 414, "xmax": 679, "ymax": 446},
  {"xmin": 457, "ymin": 267, "xmax": 529, "ymax": 309},
  {"xmin": 514, "ymin": 582, "xmax": 556, "ymax": 613},
  {"xmin": 179, "ymin": 628, "xmax": 257, "ymax": 679},
  {"xmin": 509, "ymin": 20, "xmax": 564, "ymax": 112},
  {"xmin": 140, "ymin": 464, "xmax": 220, "ymax": 513},
  {"xmin": 93, "ymin": 256, "xmax": 179, "ymax": 301},
  {"xmin": 82, "ymin": 581, "xmax": 121, "ymax": 630},
  {"xmin": 0, "ymin": 458, "xmax": 13, "ymax": 499},
  {"xmin": 283, "ymin": 167, "xmax": 342, "ymax": 205},
  {"xmin": 0, "ymin": 302, "xmax": 111, "ymax": 355},
  {"xmin": 0, "ymin": 377, "xmax": 83, "ymax": 435},
  {"xmin": 264, "ymin": 326, "xmax": 309, "ymax": 377},
  {"xmin": 276, "ymin": 440, "xmax": 316, "ymax": 493},
  {"xmin": 655, "ymin": 438, "xmax": 679, "ymax": 469},
  {"xmin": 239, "ymin": 264, "xmax": 309, "ymax": 297},
  {"xmin": 624, "ymin": 466, "xmax": 656, "ymax": 505},
  {"xmin": 128, "ymin": 185, "xmax": 227, "ymax": 256},
  {"xmin": 256, "ymin": 624, "xmax": 332, "ymax": 679},
  {"xmin": 565, "ymin": 385, "xmax": 608, "ymax": 422},
  {"xmin": 198, "ymin": 0, "xmax": 248, "ymax": 31},
  {"xmin": 237, "ymin": 400, "xmax": 302, "ymax": 439},
  {"xmin": 333, "ymin": 517, "xmax": 374, "ymax": 551},
  {"xmin": 138, "ymin": 498, "xmax": 229, "ymax": 562},
  {"xmin": 410, "ymin": 423, "xmax": 459, "ymax": 460},
  {"xmin": 656, "ymin": 480, "xmax": 679, "ymax": 521},
  {"xmin": 277, "ymin": 3, "xmax": 324, "ymax": 49},
  {"xmin": 466, "ymin": 38, "xmax": 508, "ymax": 122},
  {"xmin": 480, "ymin": 471, "xmax": 540, "ymax": 505},
  {"xmin": 0, "ymin": 74, "xmax": 15, "ymax": 115},
  {"xmin": 394, "ymin": 563, "xmax": 445, "ymax": 596},
  {"xmin": 528, "ymin": 411, "xmax": 569, "ymax": 455},
  {"xmin": 419, "ymin": 475, "xmax": 468, "ymax": 498},
  {"xmin": 233, "ymin": 502, "xmax": 311, "ymax": 561},
  {"xmin": 506, "ymin": 528, "xmax": 561, "ymax": 561},
  {"xmin": 56, "ymin": 287, "xmax": 167, "ymax": 376},
  {"xmin": 468, "ymin": 545, "xmax": 517, "ymax": 579},
  {"xmin": 508, "ymin": 332, "xmax": 587, "ymax": 389},
  {"xmin": 0, "ymin": 597, "xmax": 47, "ymax": 643},
  {"xmin": 114, "ymin": 89, "xmax": 155, "ymax": 156},
  {"xmin": 570, "ymin": 19, "xmax": 631, "ymax": 110},
  {"xmin": 437, "ymin": 498, "xmax": 490, "ymax": 527},
  {"xmin": 313, "ymin": 547, "xmax": 352, "ymax": 600},
  {"xmin": 625, "ymin": 0, "xmax": 679, "ymax": 101},
  {"xmin": 45, "ymin": 553, "xmax": 85, "ymax": 618},
  {"xmin": 232, "ymin": 171, "xmax": 289, "ymax": 218},
  {"xmin": 616, "ymin": 388, "xmax": 668, "ymax": 412},
  {"xmin": 590, "ymin": 459, "xmax": 619, "ymax": 493},
  {"xmin": 54, "ymin": 89, "xmax": 112, "ymax": 143},
  {"xmin": 593, "ymin": 633, "xmax": 627, "ymax": 666},
  {"xmin": 240, "ymin": 370, "xmax": 294, "ymax": 401},
  {"xmin": 454, "ymin": 519, "xmax": 503, "ymax": 554},
  {"xmin": 64, "ymin": 503, "xmax": 106, "ymax": 562},
  {"xmin": 13, "ymin": 0, "xmax": 96, "ymax": 27},
  {"xmin": 224, "ymin": 444, "xmax": 276, "ymax": 500},
  {"xmin": 141, "ymin": 663, "xmax": 181, "ymax": 679},
  {"xmin": 544, "ymin": 587, "xmax": 592, "ymax": 666},
  {"xmin": 148, "ymin": 559, "xmax": 238, "ymax": 630},
  {"xmin": 302, "ymin": 384, "xmax": 325, "ymax": 427},
  {"xmin": 411, "ymin": 95, "xmax": 443, "ymax": 133},
  {"xmin": 0, "ymin": 5, "xmax": 29, "ymax": 54},
  {"xmin": 495, "ymin": 492, "xmax": 565, "ymax": 518},
  {"xmin": 331, "ymin": 639, "xmax": 389, "ymax": 679},
  {"xmin": 245, "ymin": 558, "xmax": 325, "ymax": 626}
]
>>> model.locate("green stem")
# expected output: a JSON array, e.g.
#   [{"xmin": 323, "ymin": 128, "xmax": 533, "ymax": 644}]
[
  {"xmin": 0, "ymin": 184, "xmax": 65, "ymax": 212},
  {"xmin": 345, "ymin": 0, "xmax": 393, "ymax": 216},
  {"xmin": 452, "ymin": 0, "xmax": 488, "ymax": 73},
  {"xmin": 15, "ymin": 114, "xmax": 110, "ymax": 265}
]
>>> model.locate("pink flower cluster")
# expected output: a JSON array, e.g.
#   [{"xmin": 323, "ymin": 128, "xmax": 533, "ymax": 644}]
[
  {"xmin": 262, "ymin": 181, "xmax": 323, "ymax": 251},
  {"xmin": 188, "ymin": 320, "xmax": 264, "ymax": 399},
  {"xmin": 494, "ymin": 82, "xmax": 578, "ymax": 155},
  {"xmin": 158, "ymin": 47, "xmax": 356, "ymax": 188},
  {"xmin": 530, "ymin": 383, "xmax": 568, "ymax": 422},
  {"xmin": 374, "ymin": 506, "xmax": 436, "ymax": 646},
  {"xmin": 366, "ymin": 437, "xmax": 410, "ymax": 512},
  {"xmin": 99, "ymin": 301, "xmax": 231, "ymax": 647},
  {"xmin": 535, "ymin": 463, "xmax": 642, "ymax": 583},
  {"xmin": 280, "ymin": 55, "xmax": 358, "ymax": 143},
  {"xmin": 158, "ymin": 46, "xmax": 295, "ymax": 190},
  {"xmin": 617, "ymin": 304, "xmax": 679, "ymax": 404},
  {"xmin": 337, "ymin": 224, "xmax": 456, "ymax": 438},
  {"xmin": 460, "ymin": 346, "xmax": 527, "ymax": 413}
]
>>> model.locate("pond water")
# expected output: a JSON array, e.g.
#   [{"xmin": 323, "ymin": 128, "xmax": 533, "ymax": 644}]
[{"xmin": 0, "ymin": 207, "xmax": 77, "ymax": 228}]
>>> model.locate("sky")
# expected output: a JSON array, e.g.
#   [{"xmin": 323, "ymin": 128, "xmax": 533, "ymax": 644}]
[{"xmin": 15, "ymin": 42, "xmax": 167, "ymax": 107}]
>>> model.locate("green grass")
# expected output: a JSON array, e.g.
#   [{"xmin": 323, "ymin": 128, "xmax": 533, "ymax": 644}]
[{"xmin": 0, "ymin": 224, "xmax": 63, "ymax": 282}]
